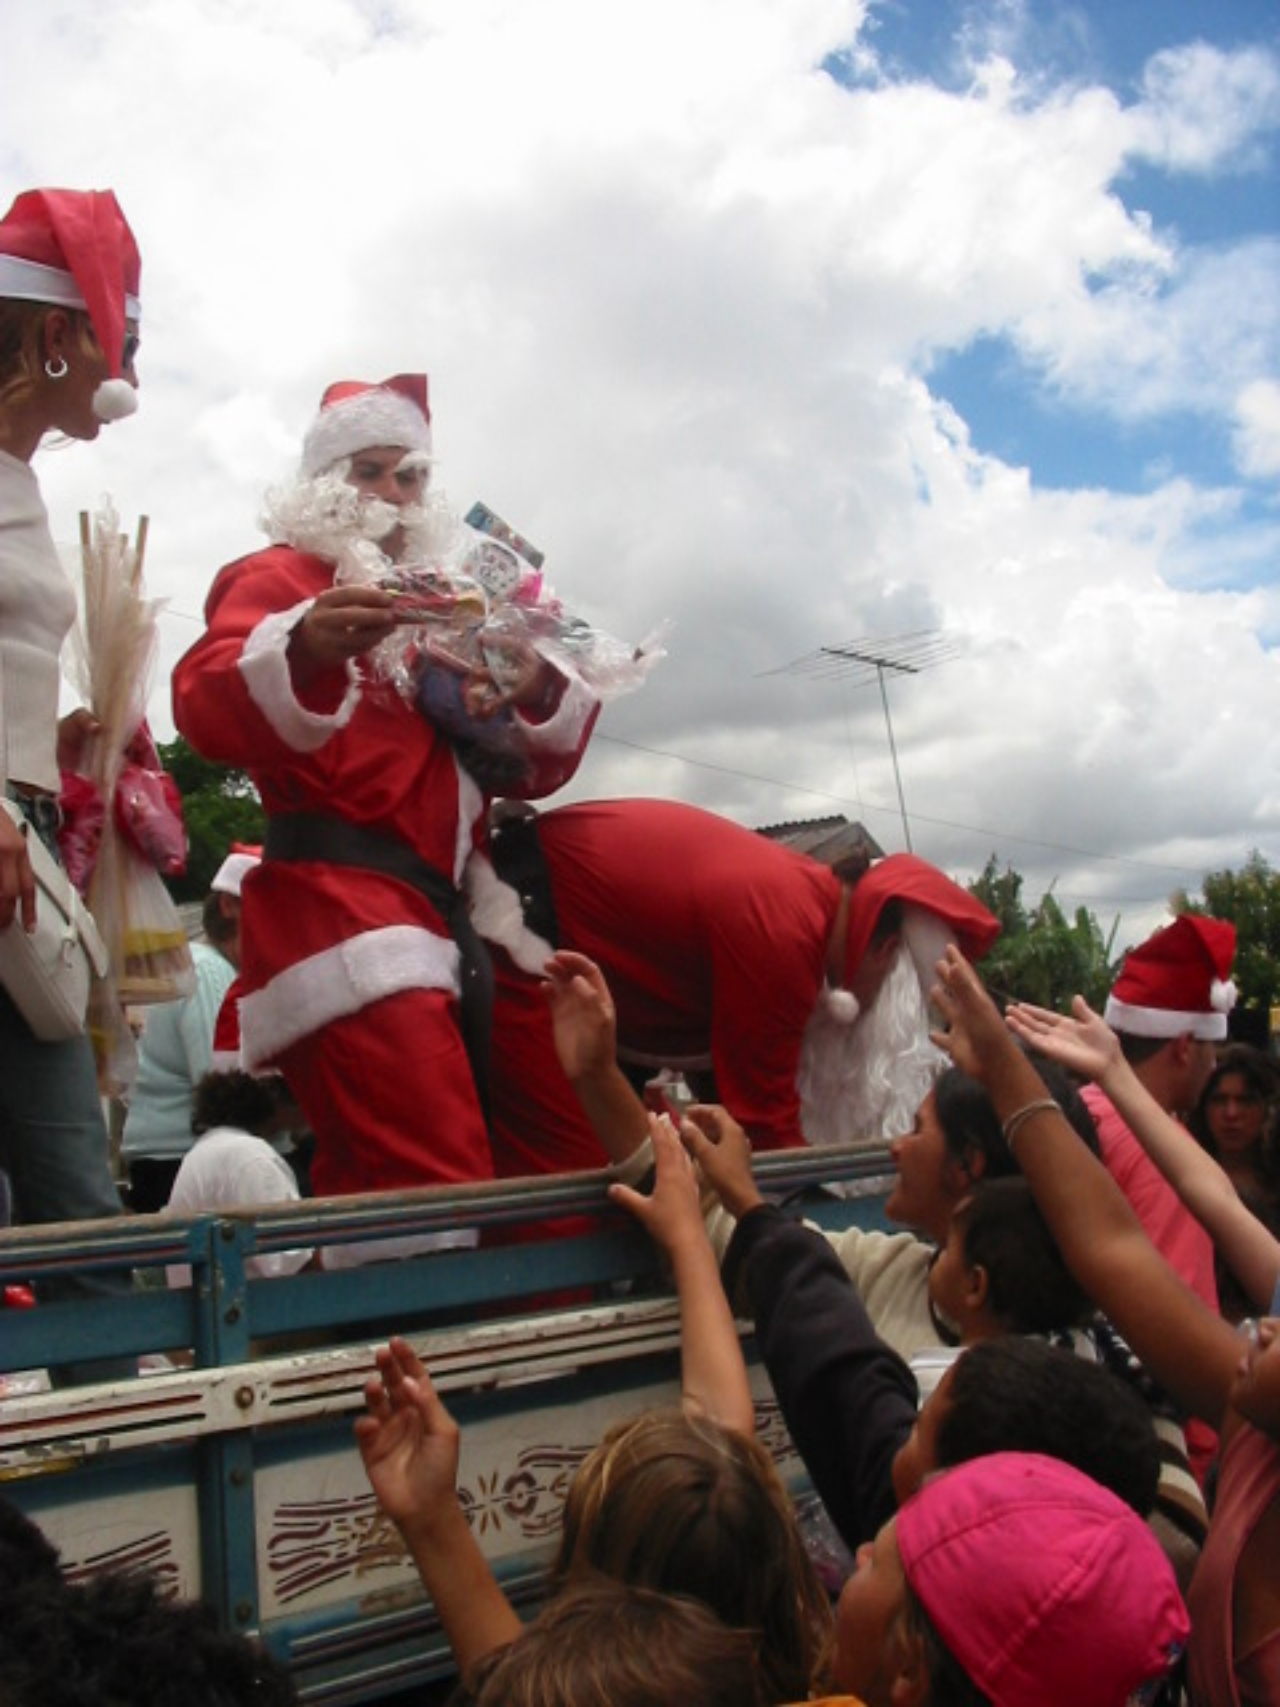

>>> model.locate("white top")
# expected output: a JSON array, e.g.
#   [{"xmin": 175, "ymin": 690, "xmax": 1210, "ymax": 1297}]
[
  {"xmin": 123, "ymin": 942, "xmax": 237, "ymax": 1160},
  {"xmin": 0, "ymin": 449, "xmax": 77, "ymax": 793},
  {"xmin": 165, "ymin": 1126, "xmax": 312, "ymax": 1285}
]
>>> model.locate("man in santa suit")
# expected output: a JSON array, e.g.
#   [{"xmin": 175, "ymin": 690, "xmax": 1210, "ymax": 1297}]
[
  {"xmin": 469, "ymin": 798, "xmax": 1000, "ymax": 1176},
  {"xmin": 172, "ymin": 375, "xmax": 598, "ymax": 1201}
]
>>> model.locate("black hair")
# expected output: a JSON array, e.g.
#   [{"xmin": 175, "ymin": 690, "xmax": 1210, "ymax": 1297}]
[
  {"xmin": 952, "ymin": 1179, "xmax": 1091, "ymax": 1334},
  {"xmin": 191, "ymin": 1071, "xmax": 288, "ymax": 1138},
  {"xmin": 871, "ymin": 897, "xmax": 904, "ymax": 944},
  {"xmin": 1117, "ymin": 1032, "xmax": 1170, "ymax": 1069},
  {"xmin": 935, "ymin": 1338, "xmax": 1159, "ymax": 1517},
  {"xmin": 0, "ymin": 1498, "xmax": 296, "ymax": 1707},
  {"xmin": 202, "ymin": 890, "xmax": 239, "ymax": 949},
  {"xmin": 934, "ymin": 1052, "xmax": 1099, "ymax": 1180},
  {"xmin": 1191, "ymin": 1043, "xmax": 1280, "ymax": 1188}
]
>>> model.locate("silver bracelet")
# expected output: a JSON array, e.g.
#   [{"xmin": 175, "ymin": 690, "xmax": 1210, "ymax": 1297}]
[{"xmin": 1001, "ymin": 1097, "xmax": 1060, "ymax": 1155}]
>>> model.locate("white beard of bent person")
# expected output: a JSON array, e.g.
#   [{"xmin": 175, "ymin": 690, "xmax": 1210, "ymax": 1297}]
[{"xmin": 797, "ymin": 941, "xmax": 946, "ymax": 1151}]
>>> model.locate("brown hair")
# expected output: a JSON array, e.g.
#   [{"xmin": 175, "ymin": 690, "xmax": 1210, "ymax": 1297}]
[
  {"xmin": 455, "ymin": 1577, "xmax": 767, "ymax": 1707},
  {"xmin": 551, "ymin": 1408, "xmax": 831, "ymax": 1701},
  {"xmin": 0, "ymin": 299, "xmax": 101, "ymax": 417}
]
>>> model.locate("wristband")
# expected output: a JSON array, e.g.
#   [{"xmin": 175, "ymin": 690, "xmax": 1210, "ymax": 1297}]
[{"xmin": 1001, "ymin": 1097, "xmax": 1060, "ymax": 1155}]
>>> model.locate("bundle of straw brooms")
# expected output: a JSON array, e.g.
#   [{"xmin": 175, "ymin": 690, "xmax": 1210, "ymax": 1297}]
[{"xmin": 74, "ymin": 500, "xmax": 193, "ymax": 1083}]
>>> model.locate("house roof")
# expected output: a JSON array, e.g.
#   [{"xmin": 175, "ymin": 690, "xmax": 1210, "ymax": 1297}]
[{"xmin": 756, "ymin": 814, "xmax": 884, "ymax": 880}]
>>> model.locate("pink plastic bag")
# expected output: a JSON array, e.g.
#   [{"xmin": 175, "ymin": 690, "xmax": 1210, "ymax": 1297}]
[{"xmin": 113, "ymin": 724, "xmax": 187, "ymax": 878}]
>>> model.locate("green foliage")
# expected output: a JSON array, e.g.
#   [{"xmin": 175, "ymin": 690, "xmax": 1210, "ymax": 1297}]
[
  {"xmin": 157, "ymin": 735, "xmax": 265, "ymax": 900},
  {"xmin": 1174, "ymin": 849, "xmax": 1280, "ymax": 1017},
  {"xmin": 969, "ymin": 856, "xmax": 1118, "ymax": 1013}
]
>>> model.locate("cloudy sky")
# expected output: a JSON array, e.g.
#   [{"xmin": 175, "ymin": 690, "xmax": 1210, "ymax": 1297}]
[{"xmin": 6, "ymin": 0, "xmax": 1278, "ymax": 949}]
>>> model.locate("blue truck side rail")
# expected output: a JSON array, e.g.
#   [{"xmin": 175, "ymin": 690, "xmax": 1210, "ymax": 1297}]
[{"xmin": 0, "ymin": 1144, "xmax": 894, "ymax": 1703}]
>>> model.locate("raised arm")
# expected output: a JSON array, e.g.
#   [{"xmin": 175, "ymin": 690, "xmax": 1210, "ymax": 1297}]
[
  {"xmin": 544, "ymin": 950, "xmax": 649, "ymax": 1167},
  {"xmin": 610, "ymin": 1113, "xmax": 756, "ymax": 1435},
  {"xmin": 1007, "ymin": 995, "xmax": 1280, "ymax": 1311},
  {"xmin": 930, "ymin": 947, "xmax": 1242, "ymax": 1432},
  {"xmin": 355, "ymin": 1339, "xmax": 522, "ymax": 1672}
]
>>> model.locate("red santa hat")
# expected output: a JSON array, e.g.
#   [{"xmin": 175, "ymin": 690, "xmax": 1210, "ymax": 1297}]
[
  {"xmin": 210, "ymin": 843, "xmax": 262, "ymax": 898},
  {"xmin": 1104, "ymin": 914, "xmax": 1237, "ymax": 1041},
  {"xmin": 843, "ymin": 853, "xmax": 1000, "ymax": 987},
  {"xmin": 299, "ymin": 373, "xmax": 432, "ymax": 478},
  {"xmin": 0, "ymin": 187, "xmax": 141, "ymax": 422}
]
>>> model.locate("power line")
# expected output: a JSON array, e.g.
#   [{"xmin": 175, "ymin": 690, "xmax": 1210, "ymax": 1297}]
[{"xmin": 593, "ymin": 732, "xmax": 1209, "ymax": 883}]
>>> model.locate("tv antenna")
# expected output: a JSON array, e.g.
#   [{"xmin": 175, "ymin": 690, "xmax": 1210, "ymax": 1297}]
[{"xmin": 765, "ymin": 630, "xmax": 959, "ymax": 852}]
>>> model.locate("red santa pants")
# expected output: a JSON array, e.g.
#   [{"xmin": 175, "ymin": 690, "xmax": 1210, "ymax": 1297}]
[{"xmin": 277, "ymin": 985, "xmax": 494, "ymax": 1197}]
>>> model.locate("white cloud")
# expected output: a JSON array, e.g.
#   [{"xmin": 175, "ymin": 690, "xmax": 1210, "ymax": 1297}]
[
  {"xmin": 5, "ymin": 0, "xmax": 1278, "ymax": 948},
  {"xmin": 1234, "ymin": 378, "xmax": 1280, "ymax": 478},
  {"xmin": 1130, "ymin": 41, "xmax": 1280, "ymax": 174}
]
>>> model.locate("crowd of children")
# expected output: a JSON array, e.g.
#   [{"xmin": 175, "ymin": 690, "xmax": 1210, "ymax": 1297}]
[{"xmin": 344, "ymin": 919, "xmax": 1278, "ymax": 1706}]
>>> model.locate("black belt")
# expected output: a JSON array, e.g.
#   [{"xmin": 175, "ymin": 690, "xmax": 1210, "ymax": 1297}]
[{"xmin": 263, "ymin": 811, "xmax": 493, "ymax": 1128}]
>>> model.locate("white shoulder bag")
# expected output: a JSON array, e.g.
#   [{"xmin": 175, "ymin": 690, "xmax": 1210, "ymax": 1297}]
[{"xmin": 0, "ymin": 798, "xmax": 109, "ymax": 1041}]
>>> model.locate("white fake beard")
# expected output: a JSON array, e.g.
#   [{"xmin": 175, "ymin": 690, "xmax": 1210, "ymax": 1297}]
[
  {"xmin": 797, "ymin": 943, "xmax": 946, "ymax": 1146},
  {"xmin": 259, "ymin": 470, "xmax": 462, "ymax": 585}
]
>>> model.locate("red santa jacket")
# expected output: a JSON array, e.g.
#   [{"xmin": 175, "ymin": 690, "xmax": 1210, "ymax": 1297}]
[{"xmin": 173, "ymin": 544, "xmax": 597, "ymax": 1069}]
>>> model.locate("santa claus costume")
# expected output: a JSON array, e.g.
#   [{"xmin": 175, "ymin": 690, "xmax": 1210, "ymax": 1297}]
[
  {"xmin": 172, "ymin": 376, "xmax": 597, "ymax": 1200},
  {"xmin": 470, "ymin": 798, "xmax": 1000, "ymax": 1176}
]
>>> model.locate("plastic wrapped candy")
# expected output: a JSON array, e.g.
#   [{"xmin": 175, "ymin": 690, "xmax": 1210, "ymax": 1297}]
[{"xmin": 377, "ymin": 501, "xmax": 663, "ymax": 788}]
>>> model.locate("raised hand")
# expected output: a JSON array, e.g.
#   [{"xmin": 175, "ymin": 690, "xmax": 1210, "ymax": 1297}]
[
  {"xmin": 927, "ymin": 943, "xmax": 1016, "ymax": 1081},
  {"xmin": 608, "ymin": 1112, "xmax": 703, "ymax": 1256},
  {"xmin": 1006, "ymin": 994, "xmax": 1122, "ymax": 1087},
  {"xmin": 354, "ymin": 1337, "xmax": 461, "ymax": 1540},
  {"xmin": 680, "ymin": 1103, "xmax": 764, "ymax": 1220},
  {"xmin": 545, "ymin": 950, "xmax": 617, "ymax": 1086}
]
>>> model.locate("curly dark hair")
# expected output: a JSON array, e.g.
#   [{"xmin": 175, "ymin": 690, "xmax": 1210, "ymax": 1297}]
[{"xmin": 0, "ymin": 1498, "xmax": 296, "ymax": 1707}]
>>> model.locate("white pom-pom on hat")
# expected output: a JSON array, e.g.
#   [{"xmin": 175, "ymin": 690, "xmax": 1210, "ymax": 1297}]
[
  {"xmin": 92, "ymin": 378, "xmax": 138, "ymax": 421},
  {"xmin": 820, "ymin": 986, "xmax": 861, "ymax": 1025},
  {"xmin": 1211, "ymin": 977, "xmax": 1238, "ymax": 1014}
]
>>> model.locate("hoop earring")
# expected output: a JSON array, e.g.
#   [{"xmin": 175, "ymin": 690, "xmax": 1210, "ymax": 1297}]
[{"xmin": 44, "ymin": 356, "xmax": 69, "ymax": 381}]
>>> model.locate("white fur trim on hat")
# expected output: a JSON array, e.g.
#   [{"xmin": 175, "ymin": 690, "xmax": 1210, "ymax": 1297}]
[
  {"xmin": 1103, "ymin": 995, "xmax": 1229, "ymax": 1043},
  {"xmin": 301, "ymin": 389, "xmax": 433, "ymax": 479},
  {"xmin": 240, "ymin": 924, "xmax": 460, "ymax": 1067},
  {"xmin": 210, "ymin": 851, "xmax": 261, "ymax": 897},
  {"xmin": 239, "ymin": 599, "xmax": 361, "ymax": 752}
]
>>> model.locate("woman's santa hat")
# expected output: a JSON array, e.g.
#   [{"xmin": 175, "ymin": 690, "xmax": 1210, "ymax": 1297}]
[
  {"xmin": 299, "ymin": 374, "xmax": 433, "ymax": 478},
  {"xmin": 1104, "ymin": 914, "xmax": 1237, "ymax": 1041},
  {"xmin": 0, "ymin": 187, "xmax": 141, "ymax": 421}
]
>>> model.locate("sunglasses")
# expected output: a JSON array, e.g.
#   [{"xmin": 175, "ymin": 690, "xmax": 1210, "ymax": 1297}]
[{"xmin": 122, "ymin": 331, "xmax": 141, "ymax": 368}]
